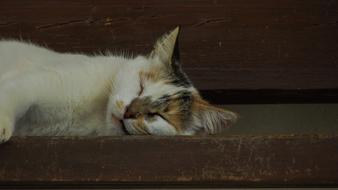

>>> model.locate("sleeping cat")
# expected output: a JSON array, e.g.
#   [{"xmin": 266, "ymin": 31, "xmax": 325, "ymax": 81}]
[{"xmin": 0, "ymin": 27, "xmax": 237, "ymax": 142}]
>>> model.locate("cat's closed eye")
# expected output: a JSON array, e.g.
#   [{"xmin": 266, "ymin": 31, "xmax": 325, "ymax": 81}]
[
  {"xmin": 147, "ymin": 112, "xmax": 158, "ymax": 117},
  {"xmin": 147, "ymin": 112, "xmax": 167, "ymax": 122}
]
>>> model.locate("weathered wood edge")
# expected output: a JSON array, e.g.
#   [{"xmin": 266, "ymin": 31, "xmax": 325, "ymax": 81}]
[
  {"xmin": 1, "ymin": 135, "xmax": 338, "ymax": 188},
  {"xmin": 1, "ymin": 0, "xmax": 338, "ymax": 91},
  {"xmin": 200, "ymin": 89, "xmax": 338, "ymax": 104}
]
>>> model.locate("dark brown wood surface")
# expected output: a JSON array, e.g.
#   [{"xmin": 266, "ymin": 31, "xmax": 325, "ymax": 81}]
[
  {"xmin": 0, "ymin": 0, "xmax": 337, "ymax": 91},
  {"xmin": 0, "ymin": 135, "xmax": 338, "ymax": 188},
  {"xmin": 201, "ymin": 89, "xmax": 338, "ymax": 104}
]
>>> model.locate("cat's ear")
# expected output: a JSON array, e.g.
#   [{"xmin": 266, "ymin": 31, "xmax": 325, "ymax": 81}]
[
  {"xmin": 150, "ymin": 26, "xmax": 180, "ymax": 66},
  {"xmin": 191, "ymin": 96, "xmax": 238, "ymax": 134}
]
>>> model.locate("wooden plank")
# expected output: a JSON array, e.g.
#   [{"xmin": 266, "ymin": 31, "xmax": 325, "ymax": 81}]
[
  {"xmin": 0, "ymin": 135, "xmax": 338, "ymax": 188},
  {"xmin": 200, "ymin": 89, "xmax": 338, "ymax": 104},
  {"xmin": 0, "ymin": 0, "xmax": 337, "ymax": 90}
]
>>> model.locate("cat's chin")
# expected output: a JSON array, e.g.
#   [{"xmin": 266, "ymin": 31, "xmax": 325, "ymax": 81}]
[
  {"xmin": 120, "ymin": 120, "xmax": 131, "ymax": 135},
  {"xmin": 111, "ymin": 114, "xmax": 131, "ymax": 135}
]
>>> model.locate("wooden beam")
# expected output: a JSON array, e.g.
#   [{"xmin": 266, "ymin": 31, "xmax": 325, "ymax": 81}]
[
  {"xmin": 1, "ymin": 135, "xmax": 338, "ymax": 188},
  {"xmin": 200, "ymin": 89, "xmax": 338, "ymax": 104},
  {"xmin": 0, "ymin": 0, "xmax": 337, "ymax": 91}
]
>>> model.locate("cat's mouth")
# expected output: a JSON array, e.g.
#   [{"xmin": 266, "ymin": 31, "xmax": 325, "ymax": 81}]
[
  {"xmin": 119, "ymin": 120, "xmax": 131, "ymax": 135},
  {"xmin": 112, "ymin": 114, "xmax": 131, "ymax": 135}
]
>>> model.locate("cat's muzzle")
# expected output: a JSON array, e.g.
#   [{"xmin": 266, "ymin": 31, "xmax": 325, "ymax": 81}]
[{"xmin": 119, "ymin": 119, "xmax": 131, "ymax": 135}]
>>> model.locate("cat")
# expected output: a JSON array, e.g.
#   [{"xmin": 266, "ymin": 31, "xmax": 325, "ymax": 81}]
[{"xmin": 0, "ymin": 27, "xmax": 237, "ymax": 143}]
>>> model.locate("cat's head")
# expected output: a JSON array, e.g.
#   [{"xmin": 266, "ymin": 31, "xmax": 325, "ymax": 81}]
[{"xmin": 109, "ymin": 27, "xmax": 237, "ymax": 135}]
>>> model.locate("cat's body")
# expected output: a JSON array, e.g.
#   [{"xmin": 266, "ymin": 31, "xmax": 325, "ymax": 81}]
[
  {"xmin": 0, "ymin": 27, "xmax": 237, "ymax": 142},
  {"xmin": 0, "ymin": 40, "xmax": 127, "ymax": 136}
]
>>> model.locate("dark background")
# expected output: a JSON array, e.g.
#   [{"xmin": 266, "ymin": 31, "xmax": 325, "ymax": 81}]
[{"xmin": 1, "ymin": 0, "xmax": 337, "ymax": 90}]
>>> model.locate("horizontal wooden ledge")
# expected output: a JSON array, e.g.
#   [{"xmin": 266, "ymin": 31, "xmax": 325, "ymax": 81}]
[
  {"xmin": 1, "ymin": 0, "xmax": 338, "ymax": 90},
  {"xmin": 200, "ymin": 89, "xmax": 338, "ymax": 104},
  {"xmin": 1, "ymin": 135, "xmax": 338, "ymax": 188}
]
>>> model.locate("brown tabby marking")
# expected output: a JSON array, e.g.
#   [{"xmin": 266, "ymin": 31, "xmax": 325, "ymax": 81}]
[
  {"xmin": 124, "ymin": 92, "xmax": 192, "ymax": 132},
  {"xmin": 139, "ymin": 68, "xmax": 162, "ymax": 82},
  {"xmin": 192, "ymin": 94, "xmax": 235, "ymax": 114}
]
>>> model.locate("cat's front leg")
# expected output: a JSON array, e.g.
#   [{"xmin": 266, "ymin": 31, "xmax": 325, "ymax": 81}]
[
  {"xmin": 0, "ymin": 92, "xmax": 15, "ymax": 143},
  {"xmin": 0, "ymin": 81, "xmax": 34, "ymax": 143},
  {"xmin": 0, "ymin": 114, "xmax": 14, "ymax": 143},
  {"xmin": 0, "ymin": 99, "xmax": 16, "ymax": 142}
]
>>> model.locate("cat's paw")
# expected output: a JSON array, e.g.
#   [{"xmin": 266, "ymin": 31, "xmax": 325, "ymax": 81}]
[{"xmin": 0, "ymin": 117, "xmax": 13, "ymax": 143}]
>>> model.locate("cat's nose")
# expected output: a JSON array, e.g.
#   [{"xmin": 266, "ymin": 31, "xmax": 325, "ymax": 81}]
[
  {"xmin": 123, "ymin": 110, "xmax": 134, "ymax": 119},
  {"xmin": 123, "ymin": 109, "xmax": 139, "ymax": 119}
]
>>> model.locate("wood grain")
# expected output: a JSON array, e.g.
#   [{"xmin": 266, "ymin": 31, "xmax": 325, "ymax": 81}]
[
  {"xmin": 200, "ymin": 89, "xmax": 338, "ymax": 104},
  {"xmin": 0, "ymin": 135, "xmax": 338, "ymax": 188},
  {"xmin": 0, "ymin": 0, "xmax": 337, "ymax": 91}
]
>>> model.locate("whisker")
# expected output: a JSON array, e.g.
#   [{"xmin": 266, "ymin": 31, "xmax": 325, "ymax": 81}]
[
  {"xmin": 133, "ymin": 123, "xmax": 150, "ymax": 135},
  {"xmin": 132, "ymin": 123, "xmax": 145, "ymax": 135},
  {"xmin": 139, "ymin": 125, "xmax": 151, "ymax": 135}
]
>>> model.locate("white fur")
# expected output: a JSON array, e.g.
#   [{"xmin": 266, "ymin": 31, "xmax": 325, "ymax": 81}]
[
  {"xmin": 144, "ymin": 116, "xmax": 178, "ymax": 136},
  {"xmin": 0, "ymin": 40, "xmax": 194, "ymax": 141},
  {"xmin": 0, "ymin": 40, "xmax": 152, "ymax": 140}
]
